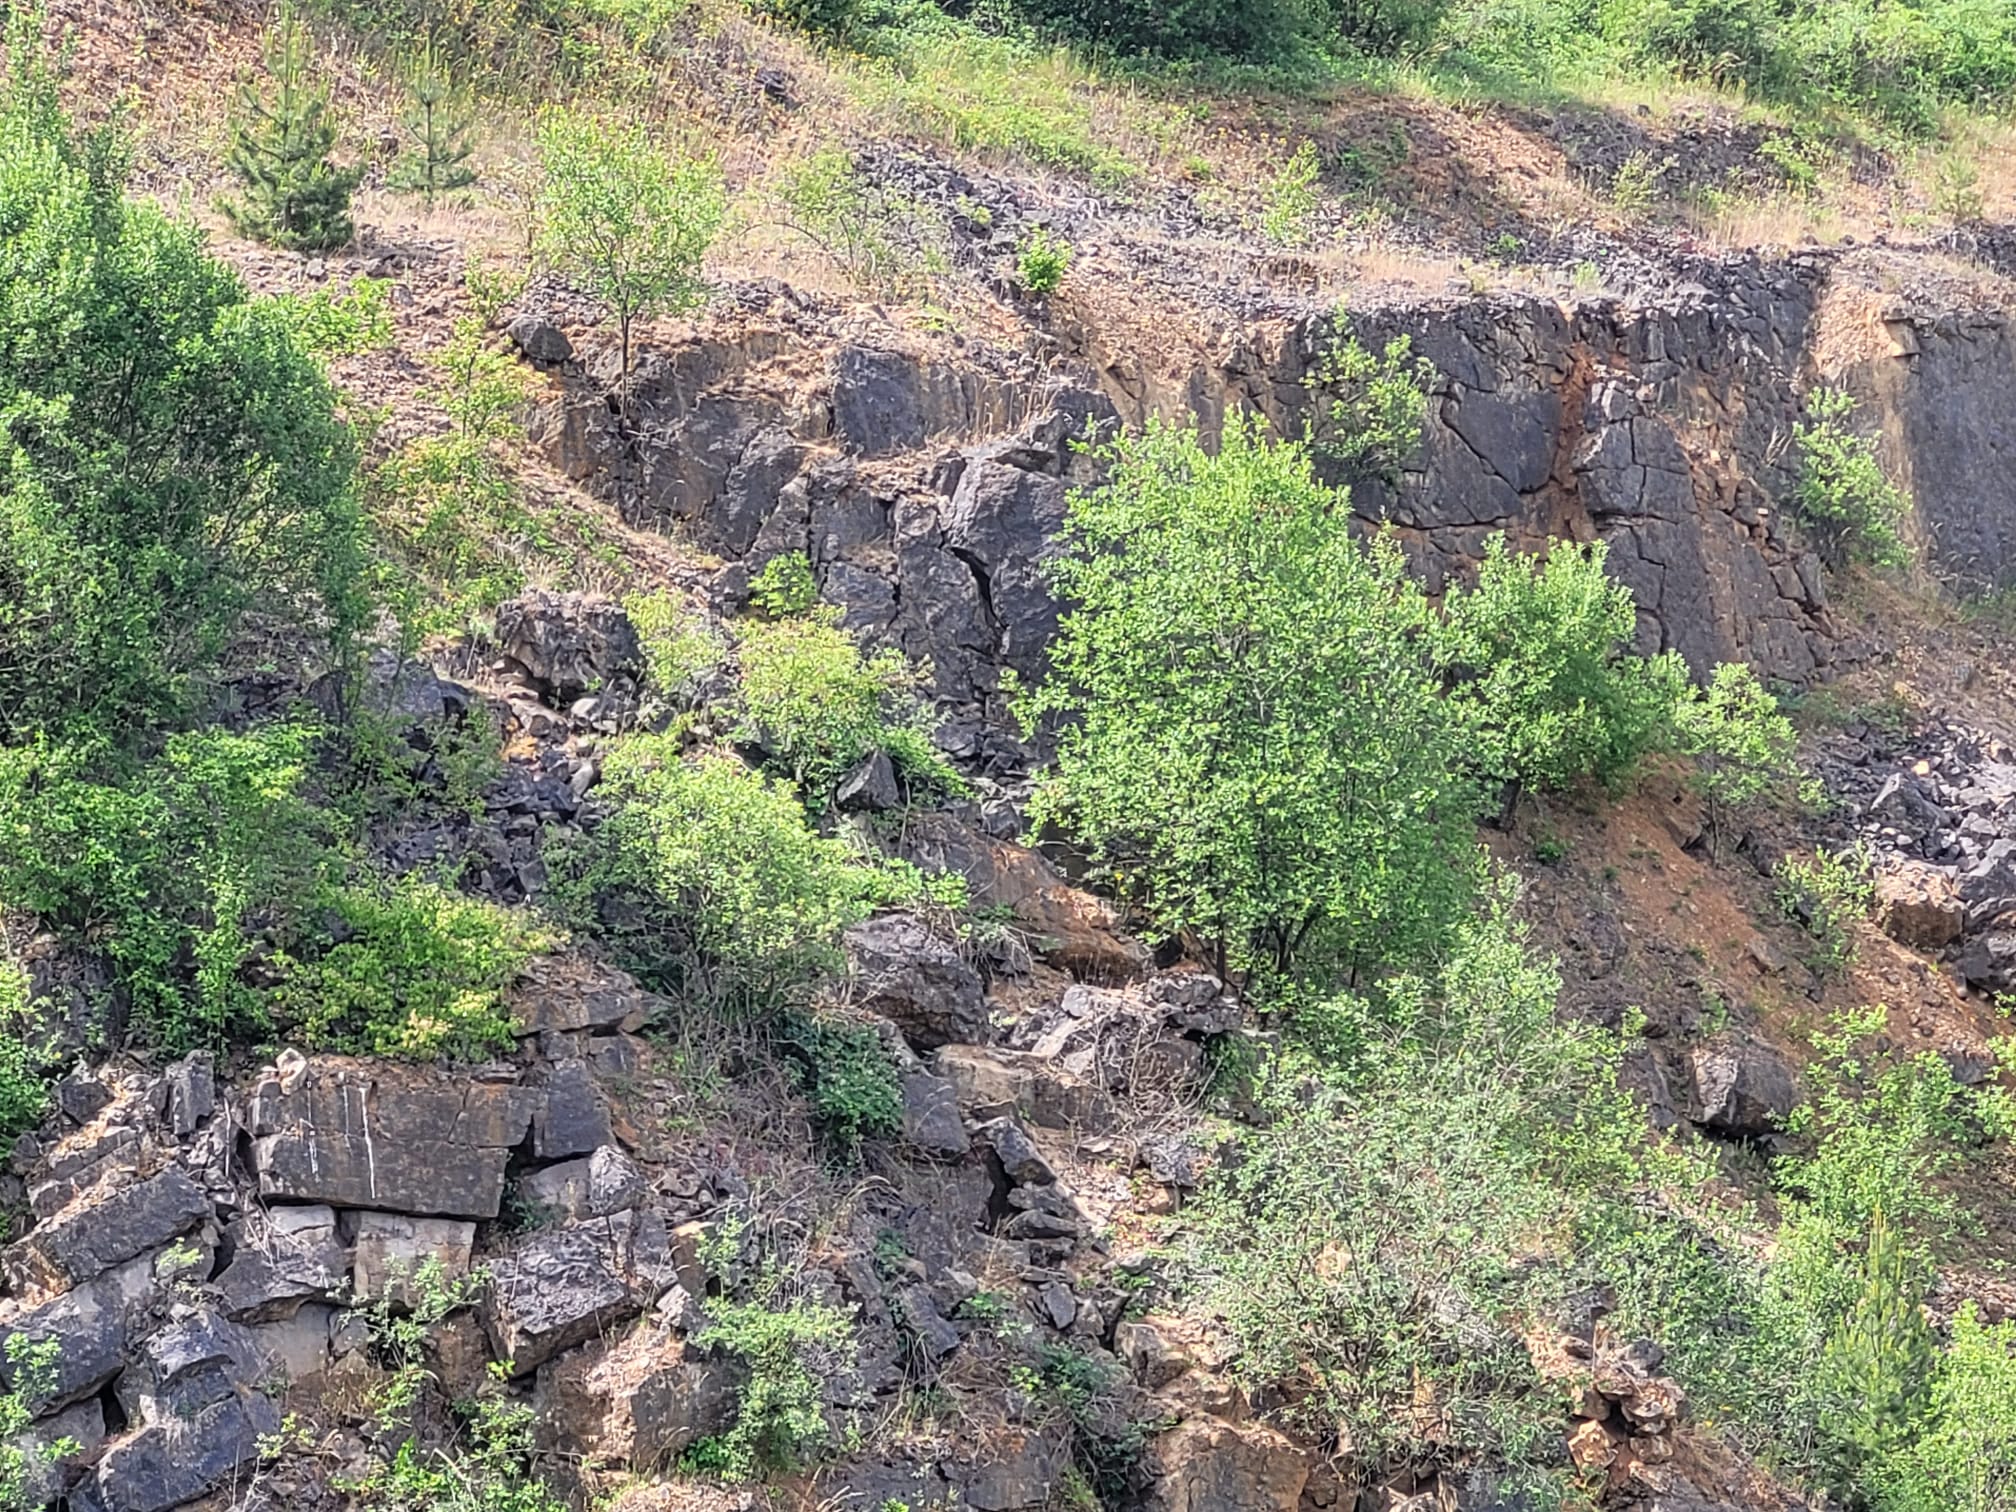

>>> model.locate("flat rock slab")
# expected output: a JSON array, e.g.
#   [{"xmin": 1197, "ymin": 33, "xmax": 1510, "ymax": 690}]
[
  {"xmin": 248, "ymin": 1059, "xmax": 537, "ymax": 1220},
  {"xmin": 4, "ymin": 1169, "xmax": 209, "ymax": 1292},
  {"xmin": 484, "ymin": 1210, "xmax": 671, "ymax": 1375}
]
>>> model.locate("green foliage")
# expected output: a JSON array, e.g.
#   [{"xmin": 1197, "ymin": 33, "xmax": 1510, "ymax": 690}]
[
  {"xmin": 688, "ymin": 1284, "xmax": 853, "ymax": 1479},
  {"xmin": 1261, "ymin": 139, "xmax": 1322, "ymax": 246},
  {"xmin": 268, "ymin": 876, "xmax": 556, "ymax": 1061},
  {"xmin": 0, "ymin": 727, "xmax": 330, "ymax": 1050},
  {"xmin": 1775, "ymin": 844, "xmax": 1874, "ymax": 975},
  {"xmin": 752, "ymin": 0, "xmax": 863, "ymax": 39},
  {"xmin": 1015, "ymin": 226, "xmax": 1073, "ymax": 295},
  {"xmin": 0, "ymin": 963, "xmax": 51, "ymax": 1144},
  {"xmin": 364, "ymin": 1256, "xmax": 488, "ymax": 1426},
  {"xmin": 0, "ymin": 1335, "xmax": 73, "ymax": 1511},
  {"xmin": 775, "ymin": 147, "xmax": 936, "ymax": 299},
  {"xmin": 1024, "ymin": 418, "xmax": 1481, "ymax": 997},
  {"xmin": 431, "ymin": 316, "xmax": 537, "ymax": 444},
  {"xmin": 534, "ymin": 110, "xmax": 724, "ymax": 390},
  {"xmin": 389, "ymin": 34, "xmax": 478, "ymax": 207},
  {"xmin": 224, "ymin": 8, "xmax": 364, "ymax": 250},
  {"xmin": 749, "ymin": 553, "xmax": 822, "ymax": 618},
  {"xmin": 367, "ymin": 435, "xmax": 532, "ymax": 641},
  {"xmin": 1188, "ymin": 906, "xmax": 1644, "ymax": 1475},
  {"xmin": 1673, "ymin": 662, "xmax": 1807, "ymax": 844},
  {"xmin": 1302, "ymin": 328, "xmax": 1436, "ymax": 487},
  {"xmin": 360, "ymin": 1390, "xmax": 567, "ymax": 1512},
  {"xmin": 1436, "ymin": 535, "xmax": 1687, "ymax": 800},
  {"xmin": 552, "ymin": 743, "xmax": 873, "ymax": 1011},
  {"xmin": 1816, "ymin": 1207, "xmax": 1936, "ymax": 1474},
  {"xmin": 625, "ymin": 589, "xmax": 725, "ymax": 707},
  {"xmin": 0, "ymin": 30, "xmax": 366, "ymax": 746},
  {"xmin": 780, "ymin": 1012, "xmax": 903, "ymax": 1150},
  {"xmin": 979, "ymin": 0, "xmax": 1322, "ymax": 61},
  {"xmin": 735, "ymin": 611, "xmax": 963, "ymax": 808},
  {"xmin": 1868, "ymin": 1303, "xmax": 2016, "ymax": 1512},
  {"xmin": 279, "ymin": 276, "xmax": 397, "ymax": 359},
  {"xmin": 1793, "ymin": 387, "xmax": 1912, "ymax": 572}
]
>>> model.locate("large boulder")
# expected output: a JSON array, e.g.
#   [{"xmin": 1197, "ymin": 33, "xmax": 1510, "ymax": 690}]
[
  {"xmin": 484, "ymin": 1211, "xmax": 673, "ymax": 1375},
  {"xmin": 535, "ymin": 1326, "xmax": 745, "ymax": 1468},
  {"xmin": 82, "ymin": 1388, "xmax": 279, "ymax": 1512},
  {"xmin": 843, "ymin": 914, "xmax": 989, "ymax": 1050},
  {"xmin": 0, "ymin": 1254, "xmax": 157, "ymax": 1413},
  {"xmin": 214, "ymin": 1204, "xmax": 346, "ymax": 1322},
  {"xmin": 1142, "ymin": 1418, "xmax": 1309, "ymax": 1512},
  {"xmin": 4, "ymin": 1168, "xmax": 210, "ymax": 1292},
  {"xmin": 1689, "ymin": 1041, "xmax": 1797, "ymax": 1139},
  {"xmin": 1958, "ymin": 919, "xmax": 2016, "ymax": 993},
  {"xmin": 494, "ymin": 591, "xmax": 641, "ymax": 704},
  {"xmin": 246, "ymin": 1058, "xmax": 537, "ymax": 1221},
  {"xmin": 1874, "ymin": 861, "xmax": 1964, "ymax": 949}
]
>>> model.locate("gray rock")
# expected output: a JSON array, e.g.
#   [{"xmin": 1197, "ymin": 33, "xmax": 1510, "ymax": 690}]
[
  {"xmin": 960, "ymin": 1427, "xmax": 1065, "ymax": 1512},
  {"xmin": 0, "ymin": 1255, "xmax": 155, "ymax": 1412},
  {"xmin": 899, "ymin": 1071, "xmax": 971, "ymax": 1162},
  {"xmin": 942, "ymin": 461, "xmax": 1070, "ymax": 685},
  {"xmin": 1689, "ymin": 1042, "xmax": 1796, "ymax": 1139},
  {"xmin": 162, "ymin": 1052, "xmax": 215, "ymax": 1139},
  {"xmin": 836, "ymin": 749, "xmax": 902, "ymax": 813},
  {"xmin": 535, "ymin": 1059, "xmax": 611, "ymax": 1161},
  {"xmin": 898, "ymin": 1285, "xmax": 963, "ymax": 1360},
  {"xmin": 215, "ymin": 1204, "xmax": 345, "ymax": 1322},
  {"xmin": 4, "ymin": 1168, "xmax": 210, "ymax": 1290},
  {"xmin": 974, "ymin": 1118, "xmax": 1053, "ymax": 1185},
  {"xmin": 350, "ymin": 1212, "xmax": 476, "ymax": 1303},
  {"xmin": 10, "ymin": 1394, "xmax": 104, "ymax": 1507},
  {"xmin": 85, "ymin": 1388, "xmax": 280, "ymax": 1512},
  {"xmin": 248, "ymin": 1060, "xmax": 536, "ymax": 1220},
  {"xmin": 588, "ymin": 1146, "xmax": 647, "ymax": 1216},
  {"xmin": 508, "ymin": 315, "xmax": 573, "ymax": 366},
  {"xmin": 494, "ymin": 591, "xmax": 641, "ymax": 704},
  {"xmin": 484, "ymin": 1211, "xmax": 668, "ymax": 1375},
  {"xmin": 53, "ymin": 1072, "xmax": 111, "ymax": 1125},
  {"xmin": 844, "ymin": 914, "xmax": 989, "ymax": 1050}
]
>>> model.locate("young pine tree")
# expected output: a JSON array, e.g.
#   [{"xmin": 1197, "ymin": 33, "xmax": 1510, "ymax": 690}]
[
  {"xmin": 224, "ymin": 8, "xmax": 362, "ymax": 251},
  {"xmin": 389, "ymin": 36, "xmax": 477, "ymax": 208}
]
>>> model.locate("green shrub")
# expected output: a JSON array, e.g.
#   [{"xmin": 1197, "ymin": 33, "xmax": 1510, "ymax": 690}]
[
  {"xmin": 0, "ymin": 727, "xmax": 332, "ymax": 1050},
  {"xmin": 1261, "ymin": 139, "xmax": 1322, "ymax": 246},
  {"xmin": 1322, "ymin": 0, "xmax": 1454, "ymax": 54},
  {"xmin": 388, "ymin": 34, "xmax": 478, "ymax": 207},
  {"xmin": 1673, "ymin": 662, "xmax": 1807, "ymax": 848},
  {"xmin": 780, "ymin": 1012, "xmax": 903, "ymax": 1150},
  {"xmin": 1188, "ymin": 906, "xmax": 1644, "ymax": 1473},
  {"xmin": 625, "ymin": 589, "xmax": 726, "ymax": 707},
  {"xmin": 1015, "ymin": 227, "xmax": 1073, "ymax": 294},
  {"xmin": 552, "ymin": 743, "xmax": 872, "ymax": 1010},
  {"xmin": 749, "ymin": 553, "xmax": 822, "ymax": 619},
  {"xmin": 0, "ymin": 963, "xmax": 50, "ymax": 1143},
  {"xmin": 278, "ymin": 276, "xmax": 396, "ymax": 358},
  {"xmin": 1302, "ymin": 327, "xmax": 1436, "ymax": 487},
  {"xmin": 0, "ymin": 1335, "xmax": 72, "ymax": 1511},
  {"xmin": 224, "ymin": 7, "xmax": 365, "ymax": 250},
  {"xmin": 368, "ymin": 435, "xmax": 532, "ymax": 641},
  {"xmin": 1817, "ymin": 1206, "xmax": 1936, "ymax": 1477},
  {"xmin": 751, "ymin": 0, "xmax": 862, "ymax": 39},
  {"xmin": 976, "ymin": 0, "xmax": 1320, "ymax": 61},
  {"xmin": 735, "ymin": 611, "xmax": 961, "ymax": 808},
  {"xmin": 1024, "ymin": 418, "xmax": 1480, "ymax": 998},
  {"xmin": 1437, "ymin": 534, "xmax": 1687, "ymax": 805},
  {"xmin": 268, "ymin": 877, "xmax": 557, "ymax": 1061},
  {"xmin": 0, "ymin": 24, "xmax": 366, "ymax": 745},
  {"xmin": 1775, "ymin": 845, "xmax": 1874, "ymax": 975},
  {"xmin": 1793, "ymin": 387, "xmax": 1912, "ymax": 572},
  {"xmin": 1868, "ymin": 1304, "xmax": 2016, "ymax": 1512},
  {"xmin": 688, "ymin": 1283, "xmax": 854, "ymax": 1478}
]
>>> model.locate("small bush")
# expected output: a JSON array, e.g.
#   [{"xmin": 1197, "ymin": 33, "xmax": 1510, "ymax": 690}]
[
  {"xmin": 1673, "ymin": 662, "xmax": 1807, "ymax": 848},
  {"xmin": 751, "ymin": 0, "xmax": 862, "ymax": 39},
  {"xmin": 1437, "ymin": 534, "xmax": 1687, "ymax": 805},
  {"xmin": 688, "ymin": 1283, "xmax": 854, "ymax": 1478},
  {"xmin": 1261, "ymin": 139, "xmax": 1322, "ymax": 246},
  {"xmin": 979, "ymin": 0, "xmax": 1319, "ymax": 62},
  {"xmin": 749, "ymin": 553, "xmax": 821, "ymax": 619},
  {"xmin": 1302, "ymin": 327, "xmax": 1436, "ymax": 487},
  {"xmin": 268, "ymin": 877, "xmax": 557, "ymax": 1061},
  {"xmin": 1016, "ymin": 227, "xmax": 1073, "ymax": 294},
  {"xmin": 626, "ymin": 589, "xmax": 726, "ymax": 707},
  {"xmin": 1776, "ymin": 845, "xmax": 1875, "ymax": 975},
  {"xmin": 1868, "ymin": 1303, "xmax": 2016, "ymax": 1512},
  {"xmin": 0, "ymin": 963, "xmax": 50, "ymax": 1144},
  {"xmin": 735, "ymin": 612, "xmax": 962, "ymax": 808},
  {"xmin": 1794, "ymin": 388, "xmax": 1912, "ymax": 572},
  {"xmin": 780, "ymin": 1012, "xmax": 903, "ymax": 1150},
  {"xmin": 552, "ymin": 743, "xmax": 872, "ymax": 1011},
  {"xmin": 278, "ymin": 276, "xmax": 396, "ymax": 358}
]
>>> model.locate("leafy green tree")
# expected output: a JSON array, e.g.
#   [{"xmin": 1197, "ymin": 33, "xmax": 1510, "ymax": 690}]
[
  {"xmin": 0, "ymin": 18, "xmax": 366, "ymax": 744},
  {"xmin": 1303, "ymin": 327, "xmax": 1436, "ymax": 487},
  {"xmin": 224, "ymin": 7, "xmax": 364, "ymax": 251},
  {"xmin": 534, "ymin": 111, "xmax": 725, "ymax": 403},
  {"xmin": 1437, "ymin": 534, "xmax": 1687, "ymax": 813},
  {"xmin": 1023, "ymin": 418, "xmax": 1481, "ymax": 996},
  {"xmin": 751, "ymin": 0, "xmax": 861, "ymax": 39},
  {"xmin": 1793, "ymin": 387, "xmax": 1912, "ymax": 571},
  {"xmin": 1673, "ymin": 662, "xmax": 1807, "ymax": 850},
  {"xmin": 1869, "ymin": 1304, "xmax": 2016, "ymax": 1512},
  {"xmin": 389, "ymin": 34, "xmax": 477, "ymax": 208}
]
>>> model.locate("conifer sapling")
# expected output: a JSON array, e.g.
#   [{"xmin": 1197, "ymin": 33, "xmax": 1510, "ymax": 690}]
[{"xmin": 223, "ymin": 7, "xmax": 362, "ymax": 251}]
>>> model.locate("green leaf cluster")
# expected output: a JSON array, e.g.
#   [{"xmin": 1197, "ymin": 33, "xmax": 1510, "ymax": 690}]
[
  {"xmin": 1793, "ymin": 386, "xmax": 1912, "ymax": 572},
  {"xmin": 687, "ymin": 1283, "xmax": 854, "ymax": 1479}
]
